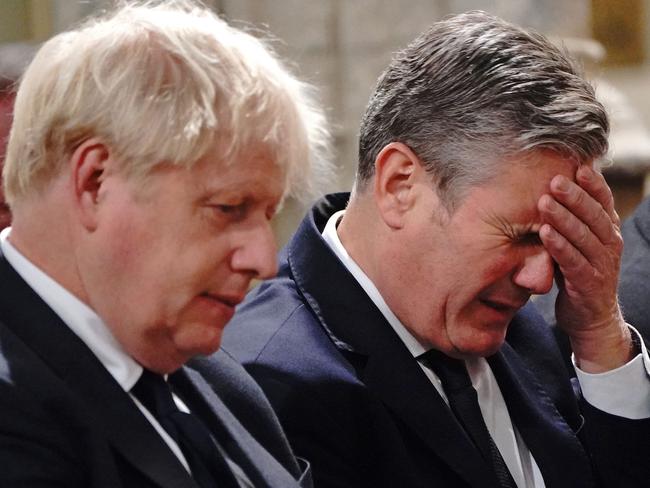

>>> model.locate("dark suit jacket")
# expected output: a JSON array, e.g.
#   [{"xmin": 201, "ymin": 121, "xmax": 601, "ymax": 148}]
[
  {"xmin": 223, "ymin": 193, "xmax": 650, "ymax": 488},
  {"xmin": 618, "ymin": 196, "xmax": 650, "ymax": 331},
  {"xmin": 0, "ymin": 251, "xmax": 311, "ymax": 487}
]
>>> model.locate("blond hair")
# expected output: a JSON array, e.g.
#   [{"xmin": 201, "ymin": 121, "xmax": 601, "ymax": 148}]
[{"xmin": 4, "ymin": 0, "xmax": 331, "ymax": 205}]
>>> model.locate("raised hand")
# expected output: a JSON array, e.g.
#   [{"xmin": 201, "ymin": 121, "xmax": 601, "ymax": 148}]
[{"xmin": 538, "ymin": 164, "xmax": 632, "ymax": 372}]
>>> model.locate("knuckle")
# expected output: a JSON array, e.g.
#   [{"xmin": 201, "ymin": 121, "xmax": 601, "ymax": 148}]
[
  {"xmin": 590, "ymin": 268, "xmax": 602, "ymax": 283},
  {"xmin": 594, "ymin": 172, "xmax": 614, "ymax": 199},
  {"xmin": 612, "ymin": 233, "xmax": 623, "ymax": 253},
  {"xmin": 572, "ymin": 188, "xmax": 586, "ymax": 206},
  {"xmin": 553, "ymin": 232, "xmax": 567, "ymax": 251},
  {"xmin": 564, "ymin": 248, "xmax": 580, "ymax": 270},
  {"xmin": 576, "ymin": 224, "xmax": 589, "ymax": 246},
  {"xmin": 597, "ymin": 180, "xmax": 612, "ymax": 199},
  {"xmin": 595, "ymin": 212, "xmax": 612, "ymax": 234}
]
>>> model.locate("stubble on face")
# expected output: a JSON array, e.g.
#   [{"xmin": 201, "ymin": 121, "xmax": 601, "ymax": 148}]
[{"xmin": 387, "ymin": 153, "xmax": 575, "ymax": 359}]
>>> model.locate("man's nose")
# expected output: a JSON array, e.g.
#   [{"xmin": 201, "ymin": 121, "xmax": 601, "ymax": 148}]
[
  {"xmin": 231, "ymin": 221, "xmax": 278, "ymax": 280},
  {"xmin": 512, "ymin": 248, "xmax": 554, "ymax": 295}
]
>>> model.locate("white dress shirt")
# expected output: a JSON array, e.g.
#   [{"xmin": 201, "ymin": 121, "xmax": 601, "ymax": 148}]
[
  {"xmin": 322, "ymin": 210, "xmax": 650, "ymax": 488},
  {"xmin": 0, "ymin": 227, "xmax": 251, "ymax": 487}
]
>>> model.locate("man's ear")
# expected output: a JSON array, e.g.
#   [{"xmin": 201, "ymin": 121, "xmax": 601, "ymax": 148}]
[
  {"xmin": 69, "ymin": 138, "xmax": 111, "ymax": 231},
  {"xmin": 373, "ymin": 142, "xmax": 423, "ymax": 229}
]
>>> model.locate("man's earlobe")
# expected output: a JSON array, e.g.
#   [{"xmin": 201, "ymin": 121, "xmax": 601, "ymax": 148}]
[
  {"xmin": 70, "ymin": 139, "xmax": 110, "ymax": 231},
  {"xmin": 374, "ymin": 142, "xmax": 422, "ymax": 229}
]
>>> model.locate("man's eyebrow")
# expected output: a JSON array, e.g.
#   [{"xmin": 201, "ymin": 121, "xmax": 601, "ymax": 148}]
[
  {"xmin": 489, "ymin": 214, "xmax": 539, "ymax": 236},
  {"xmin": 492, "ymin": 215, "xmax": 543, "ymax": 240},
  {"xmin": 511, "ymin": 223, "xmax": 542, "ymax": 235}
]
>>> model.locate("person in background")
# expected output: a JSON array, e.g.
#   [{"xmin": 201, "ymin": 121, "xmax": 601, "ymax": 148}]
[
  {"xmin": 614, "ymin": 196, "xmax": 650, "ymax": 333},
  {"xmin": 0, "ymin": 1, "xmax": 331, "ymax": 487},
  {"xmin": 223, "ymin": 11, "xmax": 650, "ymax": 488},
  {"xmin": 0, "ymin": 42, "xmax": 35, "ymax": 230}
]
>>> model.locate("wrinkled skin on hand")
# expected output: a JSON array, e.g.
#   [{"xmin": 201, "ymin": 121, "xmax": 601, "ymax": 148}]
[{"xmin": 538, "ymin": 164, "xmax": 630, "ymax": 372}]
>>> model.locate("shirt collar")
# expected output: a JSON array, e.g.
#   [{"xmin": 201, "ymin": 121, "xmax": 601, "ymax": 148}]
[
  {"xmin": 321, "ymin": 210, "xmax": 429, "ymax": 358},
  {"xmin": 0, "ymin": 227, "xmax": 142, "ymax": 390}
]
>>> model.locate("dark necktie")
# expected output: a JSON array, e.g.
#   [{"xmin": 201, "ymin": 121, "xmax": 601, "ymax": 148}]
[
  {"xmin": 131, "ymin": 369, "xmax": 240, "ymax": 488},
  {"xmin": 420, "ymin": 350, "xmax": 517, "ymax": 488}
]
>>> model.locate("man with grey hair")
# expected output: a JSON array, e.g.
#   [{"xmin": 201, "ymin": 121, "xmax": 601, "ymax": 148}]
[
  {"xmin": 0, "ymin": 1, "xmax": 330, "ymax": 487},
  {"xmin": 223, "ymin": 11, "xmax": 650, "ymax": 488}
]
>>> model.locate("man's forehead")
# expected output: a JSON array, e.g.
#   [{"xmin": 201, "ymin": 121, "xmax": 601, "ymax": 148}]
[
  {"xmin": 510, "ymin": 149, "xmax": 581, "ymax": 170},
  {"xmin": 494, "ymin": 152, "xmax": 581, "ymax": 189},
  {"xmin": 194, "ymin": 154, "xmax": 286, "ymax": 196},
  {"xmin": 458, "ymin": 152, "xmax": 582, "ymax": 222}
]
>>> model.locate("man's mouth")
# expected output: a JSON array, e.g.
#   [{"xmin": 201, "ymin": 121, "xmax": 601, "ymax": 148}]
[
  {"xmin": 479, "ymin": 298, "xmax": 528, "ymax": 313},
  {"xmin": 200, "ymin": 293, "xmax": 245, "ymax": 308}
]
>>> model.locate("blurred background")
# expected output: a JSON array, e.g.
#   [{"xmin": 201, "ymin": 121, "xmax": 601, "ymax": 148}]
[{"xmin": 2, "ymin": 0, "xmax": 650, "ymax": 245}]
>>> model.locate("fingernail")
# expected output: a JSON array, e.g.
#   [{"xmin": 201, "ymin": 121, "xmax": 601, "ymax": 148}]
[
  {"xmin": 554, "ymin": 177, "xmax": 568, "ymax": 192},
  {"xmin": 579, "ymin": 165, "xmax": 593, "ymax": 181}
]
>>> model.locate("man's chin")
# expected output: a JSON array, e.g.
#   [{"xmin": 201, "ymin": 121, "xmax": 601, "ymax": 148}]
[
  {"xmin": 136, "ymin": 333, "xmax": 223, "ymax": 373},
  {"xmin": 177, "ymin": 328, "xmax": 224, "ymax": 358},
  {"xmin": 448, "ymin": 328, "xmax": 508, "ymax": 359}
]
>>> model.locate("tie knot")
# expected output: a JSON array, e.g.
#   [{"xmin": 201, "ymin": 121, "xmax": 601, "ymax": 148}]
[
  {"xmin": 419, "ymin": 349, "xmax": 473, "ymax": 393},
  {"xmin": 131, "ymin": 369, "xmax": 178, "ymax": 419},
  {"xmin": 131, "ymin": 370, "xmax": 241, "ymax": 488}
]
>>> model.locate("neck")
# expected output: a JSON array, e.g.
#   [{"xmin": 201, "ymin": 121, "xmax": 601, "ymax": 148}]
[
  {"xmin": 9, "ymin": 194, "xmax": 87, "ymax": 303},
  {"xmin": 337, "ymin": 193, "xmax": 385, "ymax": 286}
]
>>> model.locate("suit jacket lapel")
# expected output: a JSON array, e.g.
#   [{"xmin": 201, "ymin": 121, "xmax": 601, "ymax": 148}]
[
  {"xmin": 67, "ymin": 359, "xmax": 198, "ymax": 488},
  {"xmin": 359, "ymin": 332, "xmax": 499, "ymax": 487},
  {"xmin": 0, "ymin": 254, "xmax": 196, "ymax": 488},
  {"xmin": 287, "ymin": 194, "xmax": 499, "ymax": 487},
  {"xmin": 488, "ymin": 333, "xmax": 594, "ymax": 487},
  {"xmin": 171, "ymin": 367, "xmax": 302, "ymax": 488}
]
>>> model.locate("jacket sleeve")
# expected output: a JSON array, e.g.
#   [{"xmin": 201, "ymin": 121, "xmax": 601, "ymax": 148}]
[{"xmin": 579, "ymin": 398, "xmax": 650, "ymax": 487}]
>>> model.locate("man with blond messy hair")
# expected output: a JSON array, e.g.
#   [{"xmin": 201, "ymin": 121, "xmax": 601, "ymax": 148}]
[{"xmin": 0, "ymin": 1, "xmax": 330, "ymax": 487}]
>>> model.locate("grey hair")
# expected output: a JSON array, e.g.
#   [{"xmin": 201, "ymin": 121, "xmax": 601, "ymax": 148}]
[
  {"xmin": 4, "ymin": 0, "xmax": 332, "ymax": 205},
  {"xmin": 357, "ymin": 11, "xmax": 609, "ymax": 210}
]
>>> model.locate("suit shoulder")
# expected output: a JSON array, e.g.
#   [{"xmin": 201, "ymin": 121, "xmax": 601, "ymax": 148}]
[
  {"xmin": 234, "ymin": 274, "xmax": 306, "ymax": 328},
  {"xmin": 188, "ymin": 348, "xmax": 268, "ymax": 403},
  {"xmin": 225, "ymin": 290, "xmax": 357, "ymax": 385},
  {"xmin": 187, "ymin": 350, "xmax": 302, "ymax": 477},
  {"xmin": 223, "ymin": 275, "xmax": 338, "ymax": 365}
]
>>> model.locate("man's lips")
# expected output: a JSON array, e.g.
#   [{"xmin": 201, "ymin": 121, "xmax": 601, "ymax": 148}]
[
  {"xmin": 196, "ymin": 293, "xmax": 246, "ymax": 324},
  {"xmin": 479, "ymin": 297, "xmax": 528, "ymax": 313},
  {"xmin": 200, "ymin": 293, "xmax": 245, "ymax": 308}
]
